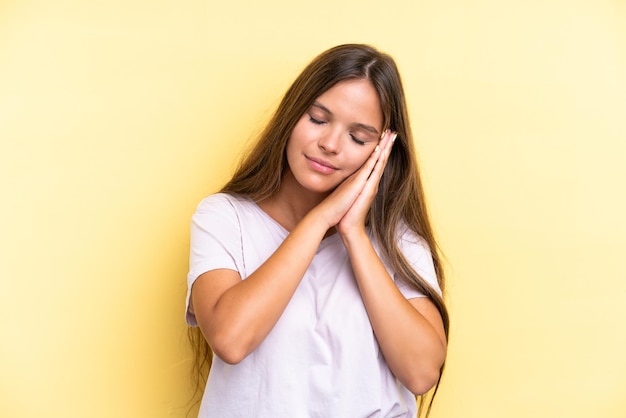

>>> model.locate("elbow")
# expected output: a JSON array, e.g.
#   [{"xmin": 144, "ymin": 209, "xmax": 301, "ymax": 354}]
[
  {"xmin": 213, "ymin": 348, "xmax": 246, "ymax": 365},
  {"xmin": 404, "ymin": 366, "xmax": 442, "ymax": 396},
  {"xmin": 209, "ymin": 330, "xmax": 251, "ymax": 365},
  {"xmin": 405, "ymin": 340, "xmax": 447, "ymax": 395},
  {"xmin": 196, "ymin": 314, "xmax": 255, "ymax": 365}
]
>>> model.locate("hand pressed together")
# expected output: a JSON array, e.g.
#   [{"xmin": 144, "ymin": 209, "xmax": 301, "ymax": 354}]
[{"xmin": 314, "ymin": 130, "xmax": 397, "ymax": 237}]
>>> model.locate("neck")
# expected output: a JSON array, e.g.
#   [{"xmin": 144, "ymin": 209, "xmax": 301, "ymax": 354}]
[{"xmin": 257, "ymin": 169, "xmax": 329, "ymax": 232}]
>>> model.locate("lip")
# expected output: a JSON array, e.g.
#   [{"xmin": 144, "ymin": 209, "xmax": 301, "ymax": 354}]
[{"xmin": 305, "ymin": 155, "xmax": 339, "ymax": 174}]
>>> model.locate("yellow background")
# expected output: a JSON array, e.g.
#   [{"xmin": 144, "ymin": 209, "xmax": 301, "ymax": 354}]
[{"xmin": 1, "ymin": 1, "xmax": 624, "ymax": 417}]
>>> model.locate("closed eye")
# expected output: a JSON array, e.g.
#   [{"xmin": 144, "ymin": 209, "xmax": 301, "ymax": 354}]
[
  {"xmin": 350, "ymin": 134, "xmax": 366, "ymax": 146},
  {"xmin": 309, "ymin": 115, "xmax": 326, "ymax": 125},
  {"xmin": 309, "ymin": 113, "xmax": 366, "ymax": 145}
]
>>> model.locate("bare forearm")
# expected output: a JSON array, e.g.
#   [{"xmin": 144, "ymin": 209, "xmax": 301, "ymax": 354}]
[
  {"xmin": 342, "ymin": 230, "xmax": 447, "ymax": 394},
  {"xmin": 198, "ymin": 212, "xmax": 328, "ymax": 363}
]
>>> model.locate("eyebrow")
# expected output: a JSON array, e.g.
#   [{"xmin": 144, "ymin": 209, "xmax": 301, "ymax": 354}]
[{"xmin": 311, "ymin": 102, "xmax": 380, "ymax": 135}]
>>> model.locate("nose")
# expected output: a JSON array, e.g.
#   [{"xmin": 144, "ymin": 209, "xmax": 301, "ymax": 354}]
[{"xmin": 318, "ymin": 129, "xmax": 341, "ymax": 154}]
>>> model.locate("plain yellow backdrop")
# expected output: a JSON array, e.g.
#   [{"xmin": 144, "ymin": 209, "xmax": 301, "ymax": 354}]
[{"xmin": 1, "ymin": 1, "xmax": 625, "ymax": 417}]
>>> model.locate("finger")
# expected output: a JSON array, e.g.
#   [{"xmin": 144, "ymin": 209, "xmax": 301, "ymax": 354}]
[
  {"xmin": 339, "ymin": 130, "xmax": 391, "ymax": 197},
  {"xmin": 368, "ymin": 131, "xmax": 396, "ymax": 180},
  {"xmin": 353, "ymin": 135, "xmax": 383, "ymax": 182},
  {"xmin": 358, "ymin": 129, "xmax": 389, "ymax": 178},
  {"xmin": 329, "ymin": 138, "xmax": 381, "ymax": 201}
]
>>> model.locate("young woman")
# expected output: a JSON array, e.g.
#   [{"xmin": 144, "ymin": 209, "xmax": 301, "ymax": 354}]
[{"xmin": 185, "ymin": 44, "xmax": 449, "ymax": 418}]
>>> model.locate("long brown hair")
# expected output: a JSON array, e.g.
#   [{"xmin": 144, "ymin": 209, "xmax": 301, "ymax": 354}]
[{"xmin": 189, "ymin": 44, "xmax": 449, "ymax": 417}]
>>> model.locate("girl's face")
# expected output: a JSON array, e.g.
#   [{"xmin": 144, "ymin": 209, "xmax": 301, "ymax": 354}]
[{"xmin": 285, "ymin": 78, "xmax": 384, "ymax": 195}]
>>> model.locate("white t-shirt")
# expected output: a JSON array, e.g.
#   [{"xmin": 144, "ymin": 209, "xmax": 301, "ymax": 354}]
[{"xmin": 186, "ymin": 193, "xmax": 441, "ymax": 418}]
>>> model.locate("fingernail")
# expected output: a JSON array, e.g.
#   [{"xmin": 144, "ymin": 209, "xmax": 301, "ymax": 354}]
[
  {"xmin": 391, "ymin": 134, "xmax": 397, "ymax": 142},
  {"xmin": 375, "ymin": 145, "xmax": 380, "ymax": 152}
]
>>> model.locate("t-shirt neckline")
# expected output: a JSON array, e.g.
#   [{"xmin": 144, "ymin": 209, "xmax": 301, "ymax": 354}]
[{"xmin": 245, "ymin": 196, "xmax": 341, "ymax": 248}]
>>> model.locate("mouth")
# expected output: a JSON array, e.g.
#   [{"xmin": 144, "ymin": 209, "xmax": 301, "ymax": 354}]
[{"xmin": 305, "ymin": 155, "xmax": 339, "ymax": 174}]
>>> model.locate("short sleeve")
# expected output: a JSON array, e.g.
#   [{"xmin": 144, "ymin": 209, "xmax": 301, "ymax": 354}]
[
  {"xmin": 185, "ymin": 194, "xmax": 243, "ymax": 326},
  {"xmin": 394, "ymin": 226, "xmax": 442, "ymax": 300}
]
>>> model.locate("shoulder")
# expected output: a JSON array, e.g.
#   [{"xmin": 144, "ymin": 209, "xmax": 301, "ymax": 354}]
[
  {"xmin": 191, "ymin": 193, "xmax": 257, "ymax": 233},
  {"xmin": 393, "ymin": 221, "xmax": 442, "ymax": 296},
  {"xmin": 194, "ymin": 193, "xmax": 262, "ymax": 222},
  {"xmin": 369, "ymin": 221, "xmax": 433, "ymax": 274},
  {"xmin": 195, "ymin": 192, "xmax": 250, "ymax": 213},
  {"xmin": 395, "ymin": 221, "xmax": 431, "ymax": 255}
]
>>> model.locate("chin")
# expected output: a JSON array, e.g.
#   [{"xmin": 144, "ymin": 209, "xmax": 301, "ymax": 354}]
[
  {"xmin": 289, "ymin": 169, "xmax": 344, "ymax": 196},
  {"xmin": 297, "ymin": 179, "xmax": 338, "ymax": 195},
  {"xmin": 304, "ymin": 184, "xmax": 335, "ymax": 195}
]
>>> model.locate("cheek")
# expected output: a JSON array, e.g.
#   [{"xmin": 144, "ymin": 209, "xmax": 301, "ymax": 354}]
[
  {"xmin": 343, "ymin": 150, "xmax": 373, "ymax": 176},
  {"xmin": 290, "ymin": 116, "xmax": 310, "ymax": 139},
  {"xmin": 355, "ymin": 149, "xmax": 374, "ymax": 168},
  {"xmin": 286, "ymin": 121, "xmax": 307, "ymax": 152},
  {"xmin": 285, "ymin": 137, "xmax": 297, "ymax": 170}
]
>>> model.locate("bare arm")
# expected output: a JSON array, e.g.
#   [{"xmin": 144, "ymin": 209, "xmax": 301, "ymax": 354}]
[
  {"xmin": 191, "ymin": 142, "xmax": 385, "ymax": 364},
  {"xmin": 190, "ymin": 213, "xmax": 327, "ymax": 364},
  {"xmin": 337, "ymin": 131, "xmax": 447, "ymax": 394},
  {"xmin": 342, "ymin": 231, "xmax": 447, "ymax": 395}
]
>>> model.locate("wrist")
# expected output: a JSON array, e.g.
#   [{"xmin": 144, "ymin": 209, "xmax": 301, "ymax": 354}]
[
  {"xmin": 302, "ymin": 207, "xmax": 336, "ymax": 239},
  {"xmin": 338, "ymin": 225, "xmax": 369, "ymax": 247}
]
